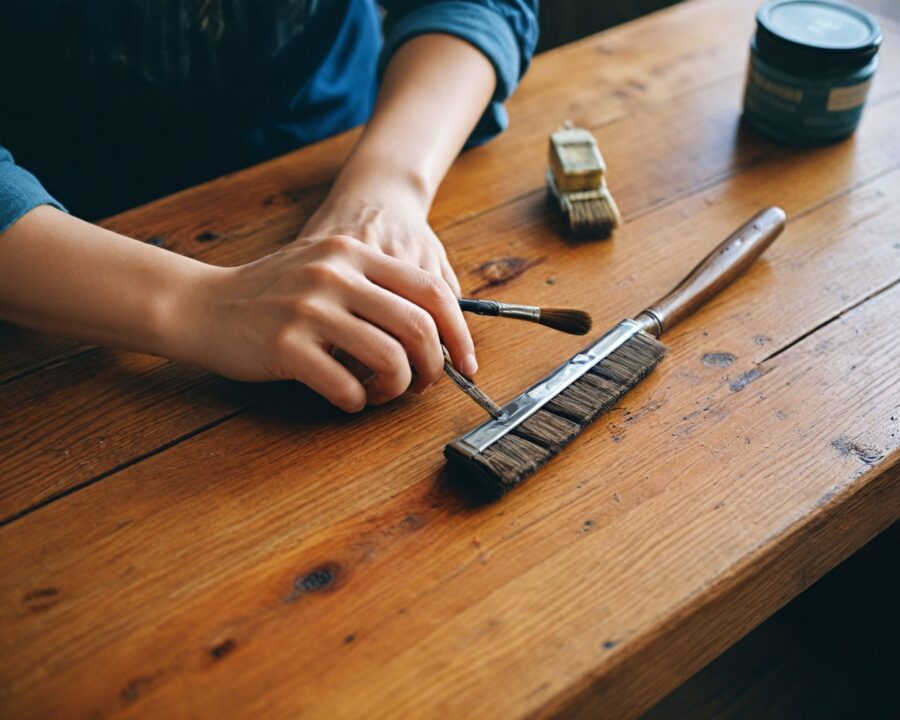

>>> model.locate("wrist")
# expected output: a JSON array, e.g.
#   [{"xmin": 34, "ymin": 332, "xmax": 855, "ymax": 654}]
[
  {"xmin": 329, "ymin": 147, "xmax": 434, "ymax": 216},
  {"xmin": 149, "ymin": 255, "xmax": 228, "ymax": 368}
]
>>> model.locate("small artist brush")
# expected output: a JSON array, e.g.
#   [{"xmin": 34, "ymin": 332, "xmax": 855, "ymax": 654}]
[
  {"xmin": 445, "ymin": 207, "xmax": 786, "ymax": 498},
  {"xmin": 447, "ymin": 297, "xmax": 592, "ymax": 416},
  {"xmin": 445, "ymin": 294, "xmax": 592, "ymax": 417},
  {"xmin": 459, "ymin": 298, "xmax": 592, "ymax": 336}
]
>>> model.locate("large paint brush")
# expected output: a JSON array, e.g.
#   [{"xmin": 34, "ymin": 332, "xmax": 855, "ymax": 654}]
[{"xmin": 445, "ymin": 207, "xmax": 786, "ymax": 498}]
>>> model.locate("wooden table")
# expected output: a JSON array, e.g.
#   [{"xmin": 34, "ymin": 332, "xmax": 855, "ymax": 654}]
[{"xmin": 2, "ymin": 0, "xmax": 899, "ymax": 717}]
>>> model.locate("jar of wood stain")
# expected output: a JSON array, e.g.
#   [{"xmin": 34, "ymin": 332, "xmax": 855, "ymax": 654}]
[{"xmin": 743, "ymin": 0, "xmax": 882, "ymax": 144}]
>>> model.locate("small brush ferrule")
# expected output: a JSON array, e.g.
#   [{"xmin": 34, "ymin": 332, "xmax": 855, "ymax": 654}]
[
  {"xmin": 460, "ymin": 299, "xmax": 541, "ymax": 323},
  {"xmin": 497, "ymin": 303, "xmax": 541, "ymax": 323},
  {"xmin": 448, "ymin": 319, "xmax": 643, "ymax": 458}
]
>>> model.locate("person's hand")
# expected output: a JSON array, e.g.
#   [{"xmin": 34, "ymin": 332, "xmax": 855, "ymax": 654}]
[
  {"xmin": 193, "ymin": 235, "xmax": 477, "ymax": 412},
  {"xmin": 298, "ymin": 180, "xmax": 462, "ymax": 296}
]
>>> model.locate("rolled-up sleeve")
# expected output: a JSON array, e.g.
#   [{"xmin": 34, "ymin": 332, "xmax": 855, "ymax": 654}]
[
  {"xmin": 0, "ymin": 146, "xmax": 66, "ymax": 232},
  {"xmin": 379, "ymin": 0, "xmax": 539, "ymax": 146}
]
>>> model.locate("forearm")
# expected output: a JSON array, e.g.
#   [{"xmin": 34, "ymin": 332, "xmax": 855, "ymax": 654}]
[
  {"xmin": 0, "ymin": 36, "xmax": 494, "ymax": 404},
  {"xmin": 0, "ymin": 205, "xmax": 212, "ymax": 361},
  {"xmin": 328, "ymin": 33, "xmax": 496, "ymax": 210}
]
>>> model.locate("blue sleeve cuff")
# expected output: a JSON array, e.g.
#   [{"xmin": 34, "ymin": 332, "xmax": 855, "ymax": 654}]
[
  {"xmin": 380, "ymin": 1, "xmax": 525, "ymax": 147},
  {"xmin": 0, "ymin": 147, "xmax": 66, "ymax": 233}
]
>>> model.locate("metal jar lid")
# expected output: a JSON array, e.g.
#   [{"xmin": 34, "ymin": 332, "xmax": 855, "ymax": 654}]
[{"xmin": 755, "ymin": 0, "xmax": 882, "ymax": 73}]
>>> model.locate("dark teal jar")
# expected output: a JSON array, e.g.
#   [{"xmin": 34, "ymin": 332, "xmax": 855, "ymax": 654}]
[{"xmin": 743, "ymin": 0, "xmax": 882, "ymax": 144}]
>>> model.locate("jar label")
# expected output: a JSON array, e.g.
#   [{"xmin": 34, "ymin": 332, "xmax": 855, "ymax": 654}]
[
  {"xmin": 749, "ymin": 69, "xmax": 804, "ymax": 104},
  {"xmin": 827, "ymin": 80, "xmax": 873, "ymax": 112}
]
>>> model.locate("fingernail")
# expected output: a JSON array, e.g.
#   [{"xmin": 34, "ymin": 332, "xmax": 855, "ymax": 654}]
[{"xmin": 461, "ymin": 354, "xmax": 478, "ymax": 376}]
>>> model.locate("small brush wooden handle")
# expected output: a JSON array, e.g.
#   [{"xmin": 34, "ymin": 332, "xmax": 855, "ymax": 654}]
[{"xmin": 635, "ymin": 206, "xmax": 785, "ymax": 337}]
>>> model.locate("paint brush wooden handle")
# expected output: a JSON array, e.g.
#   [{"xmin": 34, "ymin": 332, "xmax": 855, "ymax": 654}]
[{"xmin": 635, "ymin": 207, "xmax": 786, "ymax": 337}]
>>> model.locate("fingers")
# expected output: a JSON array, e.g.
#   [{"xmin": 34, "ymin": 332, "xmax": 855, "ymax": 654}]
[
  {"xmin": 438, "ymin": 251, "xmax": 462, "ymax": 297},
  {"xmin": 349, "ymin": 281, "xmax": 444, "ymax": 392},
  {"xmin": 325, "ymin": 312, "xmax": 413, "ymax": 405},
  {"xmin": 421, "ymin": 255, "xmax": 447, "ymax": 295},
  {"xmin": 361, "ymin": 250, "xmax": 477, "ymax": 376},
  {"xmin": 423, "ymin": 232, "xmax": 461, "ymax": 297},
  {"xmin": 223, "ymin": 231, "xmax": 468, "ymax": 411},
  {"xmin": 290, "ymin": 345, "xmax": 368, "ymax": 413},
  {"xmin": 421, "ymin": 232, "xmax": 461, "ymax": 298}
]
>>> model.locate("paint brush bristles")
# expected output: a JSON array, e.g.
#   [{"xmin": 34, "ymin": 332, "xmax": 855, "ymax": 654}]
[
  {"xmin": 536, "ymin": 308, "xmax": 592, "ymax": 335},
  {"xmin": 459, "ymin": 298, "xmax": 592, "ymax": 336},
  {"xmin": 445, "ymin": 329, "xmax": 666, "ymax": 497}
]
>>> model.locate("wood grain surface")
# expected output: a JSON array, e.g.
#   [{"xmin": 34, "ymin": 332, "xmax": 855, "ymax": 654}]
[{"xmin": 1, "ymin": 0, "xmax": 899, "ymax": 717}]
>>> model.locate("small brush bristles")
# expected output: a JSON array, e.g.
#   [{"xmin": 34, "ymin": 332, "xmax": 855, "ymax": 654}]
[
  {"xmin": 446, "ymin": 332, "xmax": 667, "ymax": 497},
  {"xmin": 538, "ymin": 309, "xmax": 593, "ymax": 335}
]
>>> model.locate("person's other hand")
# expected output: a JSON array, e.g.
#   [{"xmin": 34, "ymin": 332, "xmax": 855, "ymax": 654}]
[
  {"xmin": 298, "ymin": 183, "xmax": 462, "ymax": 296},
  {"xmin": 196, "ymin": 235, "xmax": 476, "ymax": 412}
]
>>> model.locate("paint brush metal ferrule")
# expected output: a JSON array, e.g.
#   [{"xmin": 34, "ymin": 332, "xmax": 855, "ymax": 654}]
[
  {"xmin": 448, "ymin": 320, "xmax": 643, "ymax": 458},
  {"xmin": 498, "ymin": 303, "xmax": 542, "ymax": 323},
  {"xmin": 459, "ymin": 298, "xmax": 541, "ymax": 324}
]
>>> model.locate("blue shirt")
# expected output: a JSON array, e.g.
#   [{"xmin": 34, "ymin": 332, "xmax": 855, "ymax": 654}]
[{"xmin": 0, "ymin": 0, "xmax": 537, "ymax": 230}]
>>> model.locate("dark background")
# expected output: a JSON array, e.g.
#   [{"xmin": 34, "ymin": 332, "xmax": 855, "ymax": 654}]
[
  {"xmin": 536, "ymin": 0, "xmax": 899, "ymax": 52},
  {"xmin": 537, "ymin": 0, "xmax": 683, "ymax": 52}
]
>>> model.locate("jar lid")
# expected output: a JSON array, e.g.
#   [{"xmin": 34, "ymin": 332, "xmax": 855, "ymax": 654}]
[{"xmin": 755, "ymin": 0, "xmax": 882, "ymax": 73}]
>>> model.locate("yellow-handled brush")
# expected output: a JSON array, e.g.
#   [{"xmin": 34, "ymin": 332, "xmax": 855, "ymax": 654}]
[{"xmin": 547, "ymin": 122, "xmax": 622, "ymax": 239}]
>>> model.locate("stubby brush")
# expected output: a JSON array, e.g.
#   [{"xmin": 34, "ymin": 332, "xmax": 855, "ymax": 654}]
[
  {"xmin": 547, "ymin": 170, "xmax": 623, "ymax": 240},
  {"xmin": 547, "ymin": 123, "xmax": 622, "ymax": 239},
  {"xmin": 445, "ymin": 207, "xmax": 787, "ymax": 498},
  {"xmin": 459, "ymin": 298, "xmax": 593, "ymax": 336}
]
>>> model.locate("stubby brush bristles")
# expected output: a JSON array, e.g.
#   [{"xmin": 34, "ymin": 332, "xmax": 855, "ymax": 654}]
[
  {"xmin": 564, "ymin": 192, "xmax": 622, "ymax": 240},
  {"xmin": 446, "ymin": 332, "xmax": 667, "ymax": 497},
  {"xmin": 538, "ymin": 309, "xmax": 593, "ymax": 335}
]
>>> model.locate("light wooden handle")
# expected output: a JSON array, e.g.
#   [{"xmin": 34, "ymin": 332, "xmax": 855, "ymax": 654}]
[{"xmin": 635, "ymin": 207, "xmax": 785, "ymax": 337}]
